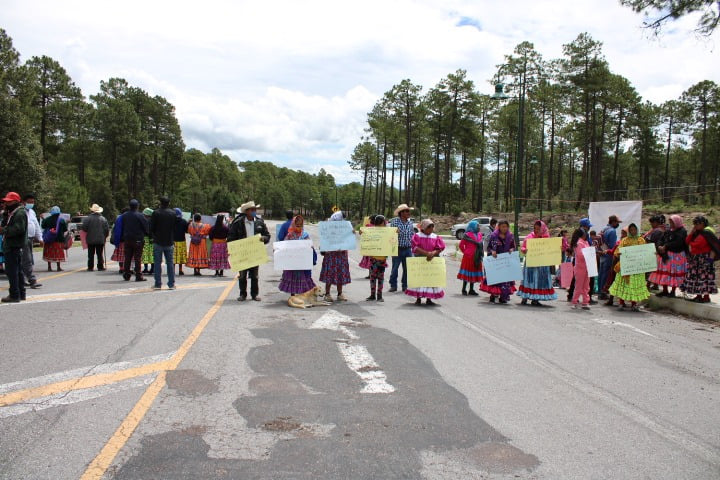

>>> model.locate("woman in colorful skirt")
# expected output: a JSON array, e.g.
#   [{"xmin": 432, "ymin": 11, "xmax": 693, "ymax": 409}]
[
  {"xmin": 110, "ymin": 207, "xmax": 128, "ymax": 275},
  {"xmin": 480, "ymin": 220, "xmax": 517, "ymax": 304},
  {"xmin": 173, "ymin": 208, "xmax": 188, "ymax": 275},
  {"xmin": 405, "ymin": 219, "xmax": 446, "ymax": 306},
  {"xmin": 320, "ymin": 211, "xmax": 352, "ymax": 302},
  {"xmin": 358, "ymin": 214, "xmax": 377, "ymax": 278},
  {"xmin": 649, "ymin": 214, "xmax": 687, "ymax": 298},
  {"xmin": 681, "ymin": 216, "xmax": 720, "ymax": 303},
  {"xmin": 279, "ymin": 215, "xmax": 316, "ymax": 295},
  {"xmin": 603, "ymin": 227, "xmax": 627, "ymax": 307},
  {"xmin": 609, "ymin": 223, "xmax": 650, "ymax": 311},
  {"xmin": 141, "ymin": 208, "xmax": 154, "ymax": 274},
  {"xmin": 517, "ymin": 220, "xmax": 558, "ymax": 306},
  {"xmin": 457, "ymin": 220, "xmax": 483, "ymax": 296},
  {"xmin": 644, "ymin": 214, "xmax": 666, "ymax": 290},
  {"xmin": 208, "ymin": 214, "xmax": 230, "ymax": 277},
  {"xmin": 187, "ymin": 213, "xmax": 210, "ymax": 276},
  {"xmin": 41, "ymin": 206, "xmax": 68, "ymax": 271}
]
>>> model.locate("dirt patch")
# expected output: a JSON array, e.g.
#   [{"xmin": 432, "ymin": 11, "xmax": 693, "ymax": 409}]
[
  {"xmin": 357, "ymin": 365, "xmax": 382, "ymax": 373},
  {"xmin": 459, "ymin": 442, "xmax": 540, "ymax": 473},
  {"xmin": 179, "ymin": 425, "xmax": 208, "ymax": 435},
  {"xmin": 166, "ymin": 369, "xmax": 220, "ymax": 396},
  {"xmin": 262, "ymin": 417, "xmax": 302, "ymax": 432}
]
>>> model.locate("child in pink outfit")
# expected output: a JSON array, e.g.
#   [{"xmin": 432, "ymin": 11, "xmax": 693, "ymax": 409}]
[{"xmin": 571, "ymin": 228, "xmax": 591, "ymax": 309}]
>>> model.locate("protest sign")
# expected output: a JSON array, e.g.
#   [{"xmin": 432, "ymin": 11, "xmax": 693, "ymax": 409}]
[
  {"xmin": 620, "ymin": 243, "xmax": 657, "ymax": 276},
  {"xmin": 181, "ymin": 211, "xmax": 191, "ymax": 222},
  {"xmin": 273, "ymin": 239, "xmax": 314, "ymax": 271},
  {"xmin": 359, "ymin": 227, "xmax": 398, "ymax": 257},
  {"xmin": 200, "ymin": 215, "xmax": 216, "ymax": 226},
  {"xmin": 582, "ymin": 246, "xmax": 598, "ymax": 277},
  {"xmin": 560, "ymin": 262, "xmax": 574, "ymax": 288},
  {"xmin": 483, "ymin": 252, "xmax": 523, "ymax": 285},
  {"xmin": 227, "ymin": 235, "xmax": 269, "ymax": 271},
  {"xmin": 407, "ymin": 257, "xmax": 446, "ymax": 288},
  {"xmin": 79, "ymin": 230, "xmax": 88, "ymax": 250},
  {"xmin": 275, "ymin": 223, "xmax": 282, "ymax": 240},
  {"xmin": 362, "ymin": 216, "xmax": 370, "ymax": 227},
  {"xmin": 525, "ymin": 237, "xmax": 562, "ymax": 267},
  {"xmin": 319, "ymin": 221, "xmax": 356, "ymax": 251}
]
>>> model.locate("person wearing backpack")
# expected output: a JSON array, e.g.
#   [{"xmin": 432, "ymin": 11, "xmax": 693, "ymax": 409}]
[
  {"xmin": 0, "ymin": 192, "xmax": 28, "ymax": 302},
  {"xmin": 41, "ymin": 206, "xmax": 68, "ymax": 272},
  {"xmin": 186, "ymin": 213, "xmax": 210, "ymax": 276}
]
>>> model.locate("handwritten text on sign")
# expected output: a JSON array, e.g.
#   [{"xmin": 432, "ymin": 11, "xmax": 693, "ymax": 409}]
[
  {"xmin": 483, "ymin": 252, "xmax": 523, "ymax": 285},
  {"xmin": 227, "ymin": 235, "xmax": 269, "ymax": 271},
  {"xmin": 359, "ymin": 227, "xmax": 398, "ymax": 257},
  {"xmin": 525, "ymin": 237, "xmax": 562, "ymax": 267},
  {"xmin": 318, "ymin": 221, "xmax": 357, "ymax": 251},
  {"xmin": 407, "ymin": 257, "xmax": 447, "ymax": 288},
  {"xmin": 273, "ymin": 240, "xmax": 314, "ymax": 271},
  {"xmin": 582, "ymin": 246, "xmax": 598, "ymax": 277},
  {"xmin": 620, "ymin": 243, "xmax": 657, "ymax": 276}
]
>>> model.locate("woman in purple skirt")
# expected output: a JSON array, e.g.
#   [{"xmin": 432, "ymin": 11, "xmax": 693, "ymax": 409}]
[
  {"xmin": 279, "ymin": 215, "xmax": 316, "ymax": 295},
  {"xmin": 208, "ymin": 214, "xmax": 231, "ymax": 277},
  {"xmin": 320, "ymin": 211, "xmax": 351, "ymax": 302}
]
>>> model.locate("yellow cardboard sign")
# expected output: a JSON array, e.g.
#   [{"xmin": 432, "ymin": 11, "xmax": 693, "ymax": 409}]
[
  {"xmin": 362, "ymin": 216, "xmax": 370, "ymax": 227},
  {"xmin": 524, "ymin": 237, "xmax": 562, "ymax": 267},
  {"xmin": 359, "ymin": 227, "xmax": 398, "ymax": 256},
  {"xmin": 407, "ymin": 257, "xmax": 446, "ymax": 288},
  {"xmin": 227, "ymin": 235, "xmax": 269, "ymax": 271}
]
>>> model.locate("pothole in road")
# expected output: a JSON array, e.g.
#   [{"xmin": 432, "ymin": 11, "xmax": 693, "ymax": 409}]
[
  {"xmin": 460, "ymin": 442, "xmax": 540, "ymax": 473},
  {"xmin": 262, "ymin": 417, "xmax": 302, "ymax": 432},
  {"xmin": 249, "ymin": 374, "xmax": 312, "ymax": 395}
]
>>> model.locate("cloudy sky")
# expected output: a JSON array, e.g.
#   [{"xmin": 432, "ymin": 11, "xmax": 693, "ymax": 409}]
[{"xmin": 3, "ymin": 0, "xmax": 718, "ymax": 183}]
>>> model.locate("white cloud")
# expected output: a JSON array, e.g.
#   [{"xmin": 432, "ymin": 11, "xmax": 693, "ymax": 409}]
[{"xmin": 3, "ymin": 0, "xmax": 719, "ymax": 183}]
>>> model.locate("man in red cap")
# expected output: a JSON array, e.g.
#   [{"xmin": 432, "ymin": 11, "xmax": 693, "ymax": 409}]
[{"xmin": 0, "ymin": 192, "xmax": 28, "ymax": 302}]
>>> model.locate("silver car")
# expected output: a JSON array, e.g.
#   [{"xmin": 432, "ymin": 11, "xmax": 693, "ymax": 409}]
[{"xmin": 451, "ymin": 217, "xmax": 493, "ymax": 240}]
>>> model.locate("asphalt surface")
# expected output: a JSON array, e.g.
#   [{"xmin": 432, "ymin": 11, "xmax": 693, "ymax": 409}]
[{"xmin": 0, "ymin": 220, "xmax": 719, "ymax": 479}]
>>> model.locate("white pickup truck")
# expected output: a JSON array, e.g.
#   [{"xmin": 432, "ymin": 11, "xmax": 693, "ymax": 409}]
[{"xmin": 451, "ymin": 217, "xmax": 494, "ymax": 240}]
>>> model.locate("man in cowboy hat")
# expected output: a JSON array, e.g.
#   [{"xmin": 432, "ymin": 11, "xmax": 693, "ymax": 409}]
[
  {"xmin": 388, "ymin": 203, "xmax": 415, "ymax": 292},
  {"xmin": 0, "ymin": 192, "xmax": 28, "ymax": 302},
  {"xmin": 228, "ymin": 201, "xmax": 271, "ymax": 301},
  {"xmin": 81, "ymin": 203, "xmax": 110, "ymax": 271}
]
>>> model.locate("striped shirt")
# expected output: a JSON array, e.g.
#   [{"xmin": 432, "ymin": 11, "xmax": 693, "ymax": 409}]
[{"xmin": 389, "ymin": 217, "xmax": 415, "ymax": 248}]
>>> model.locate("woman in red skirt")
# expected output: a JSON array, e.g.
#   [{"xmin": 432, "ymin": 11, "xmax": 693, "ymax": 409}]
[
  {"xmin": 41, "ymin": 206, "xmax": 67, "ymax": 271},
  {"xmin": 457, "ymin": 220, "xmax": 483, "ymax": 296}
]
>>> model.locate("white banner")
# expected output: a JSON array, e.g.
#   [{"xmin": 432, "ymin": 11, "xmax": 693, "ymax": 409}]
[
  {"xmin": 582, "ymin": 246, "xmax": 598, "ymax": 277},
  {"xmin": 588, "ymin": 201, "xmax": 642, "ymax": 237},
  {"xmin": 273, "ymin": 240, "xmax": 314, "ymax": 271}
]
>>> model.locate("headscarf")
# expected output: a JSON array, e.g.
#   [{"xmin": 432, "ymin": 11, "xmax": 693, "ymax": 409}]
[
  {"xmin": 49, "ymin": 206, "xmax": 61, "ymax": 215},
  {"xmin": 466, "ymin": 220, "xmax": 479, "ymax": 234},
  {"xmin": 420, "ymin": 219, "xmax": 434, "ymax": 231},
  {"xmin": 286, "ymin": 215, "xmax": 308, "ymax": 240},
  {"xmin": 522, "ymin": 220, "xmax": 549, "ymax": 250},
  {"xmin": 489, "ymin": 223, "xmax": 515, "ymax": 252},
  {"xmin": 330, "ymin": 211, "xmax": 344, "ymax": 221},
  {"xmin": 617, "ymin": 223, "xmax": 644, "ymax": 252},
  {"xmin": 174, "ymin": 208, "xmax": 182, "ymax": 218},
  {"xmin": 668, "ymin": 215, "xmax": 684, "ymax": 230}
]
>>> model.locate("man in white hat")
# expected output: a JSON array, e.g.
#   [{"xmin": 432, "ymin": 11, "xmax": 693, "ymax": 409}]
[
  {"xmin": 388, "ymin": 203, "xmax": 415, "ymax": 292},
  {"xmin": 228, "ymin": 201, "xmax": 271, "ymax": 301},
  {"xmin": 81, "ymin": 203, "xmax": 110, "ymax": 271}
]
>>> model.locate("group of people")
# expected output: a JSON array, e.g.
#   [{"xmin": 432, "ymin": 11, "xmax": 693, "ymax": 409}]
[{"xmin": 3, "ymin": 190, "xmax": 718, "ymax": 311}]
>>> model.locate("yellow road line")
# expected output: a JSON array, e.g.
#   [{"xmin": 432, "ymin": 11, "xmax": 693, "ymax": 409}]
[
  {"xmin": 80, "ymin": 279, "xmax": 236, "ymax": 480},
  {"xmin": 0, "ymin": 361, "xmax": 170, "ymax": 407}
]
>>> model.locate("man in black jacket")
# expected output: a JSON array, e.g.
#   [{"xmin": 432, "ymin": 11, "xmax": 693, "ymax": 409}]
[
  {"xmin": 0, "ymin": 192, "xmax": 28, "ymax": 302},
  {"xmin": 228, "ymin": 201, "xmax": 270, "ymax": 301},
  {"xmin": 120, "ymin": 199, "xmax": 149, "ymax": 281},
  {"xmin": 149, "ymin": 196, "xmax": 177, "ymax": 290}
]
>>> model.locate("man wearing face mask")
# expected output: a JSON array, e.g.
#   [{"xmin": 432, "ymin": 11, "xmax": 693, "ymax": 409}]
[
  {"xmin": 0, "ymin": 192, "xmax": 29, "ymax": 302},
  {"xmin": 228, "ymin": 201, "xmax": 270, "ymax": 301},
  {"xmin": 22, "ymin": 193, "xmax": 43, "ymax": 289}
]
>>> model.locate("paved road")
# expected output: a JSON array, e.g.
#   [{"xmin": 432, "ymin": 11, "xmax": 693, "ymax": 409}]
[{"xmin": 1, "ymin": 220, "xmax": 719, "ymax": 479}]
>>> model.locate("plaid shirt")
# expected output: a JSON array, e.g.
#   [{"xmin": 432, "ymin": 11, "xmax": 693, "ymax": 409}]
[{"xmin": 389, "ymin": 217, "xmax": 415, "ymax": 248}]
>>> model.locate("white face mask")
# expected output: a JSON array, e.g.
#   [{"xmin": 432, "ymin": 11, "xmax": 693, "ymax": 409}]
[{"xmin": 25, "ymin": 203, "xmax": 34, "ymax": 210}]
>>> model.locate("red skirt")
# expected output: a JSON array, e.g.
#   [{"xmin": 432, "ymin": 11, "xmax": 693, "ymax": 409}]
[
  {"xmin": 43, "ymin": 242, "xmax": 66, "ymax": 262},
  {"xmin": 457, "ymin": 254, "xmax": 484, "ymax": 282}
]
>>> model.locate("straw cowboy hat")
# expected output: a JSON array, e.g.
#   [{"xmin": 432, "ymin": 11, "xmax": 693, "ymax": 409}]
[
  {"xmin": 237, "ymin": 201, "xmax": 261, "ymax": 213},
  {"xmin": 89, "ymin": 203, "xmax": 103, "ymax": 213},
  {"xmin": 394, "ymin": 204, "xmax": 415, "ymax": 216}
]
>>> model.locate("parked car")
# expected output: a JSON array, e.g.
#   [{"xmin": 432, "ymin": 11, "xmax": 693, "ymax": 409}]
[
  {"xmin": 451, "ymin": 216, "xmax": 493, "ymax": 240},
  {"xmin": 69, "ymin": 216, "xmax": 88, "ymax": 241}
]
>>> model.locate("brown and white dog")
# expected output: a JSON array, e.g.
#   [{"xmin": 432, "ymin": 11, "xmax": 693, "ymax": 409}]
[{"xmin": 287, "ymin": 286, "xmax": 332, "ymax": 309}]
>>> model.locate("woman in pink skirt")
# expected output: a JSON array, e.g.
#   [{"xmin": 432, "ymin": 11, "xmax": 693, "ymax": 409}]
[
  {"xmin": 648, "ymin": 214, "xmax": 687, "ymax": 297},
  {"xmin": 208, "ymin": 214, "xmax": 231, "ymax": 277},
  {"xmin": 405, "ymin": 219, "xmax": 446, "ymax": 306}
]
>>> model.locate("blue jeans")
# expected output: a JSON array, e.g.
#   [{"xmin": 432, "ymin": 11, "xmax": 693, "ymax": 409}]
[
  {"xmin": 598, "ymin": 254, "xmax": 613, "ymax": 294},
  {"xmin": 153, "ymin": 244, "xmax": 175, "ymax": 288},
  {"xmin": 390, "ymin": 246, "xmax": 413, "ymax": 290}
]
